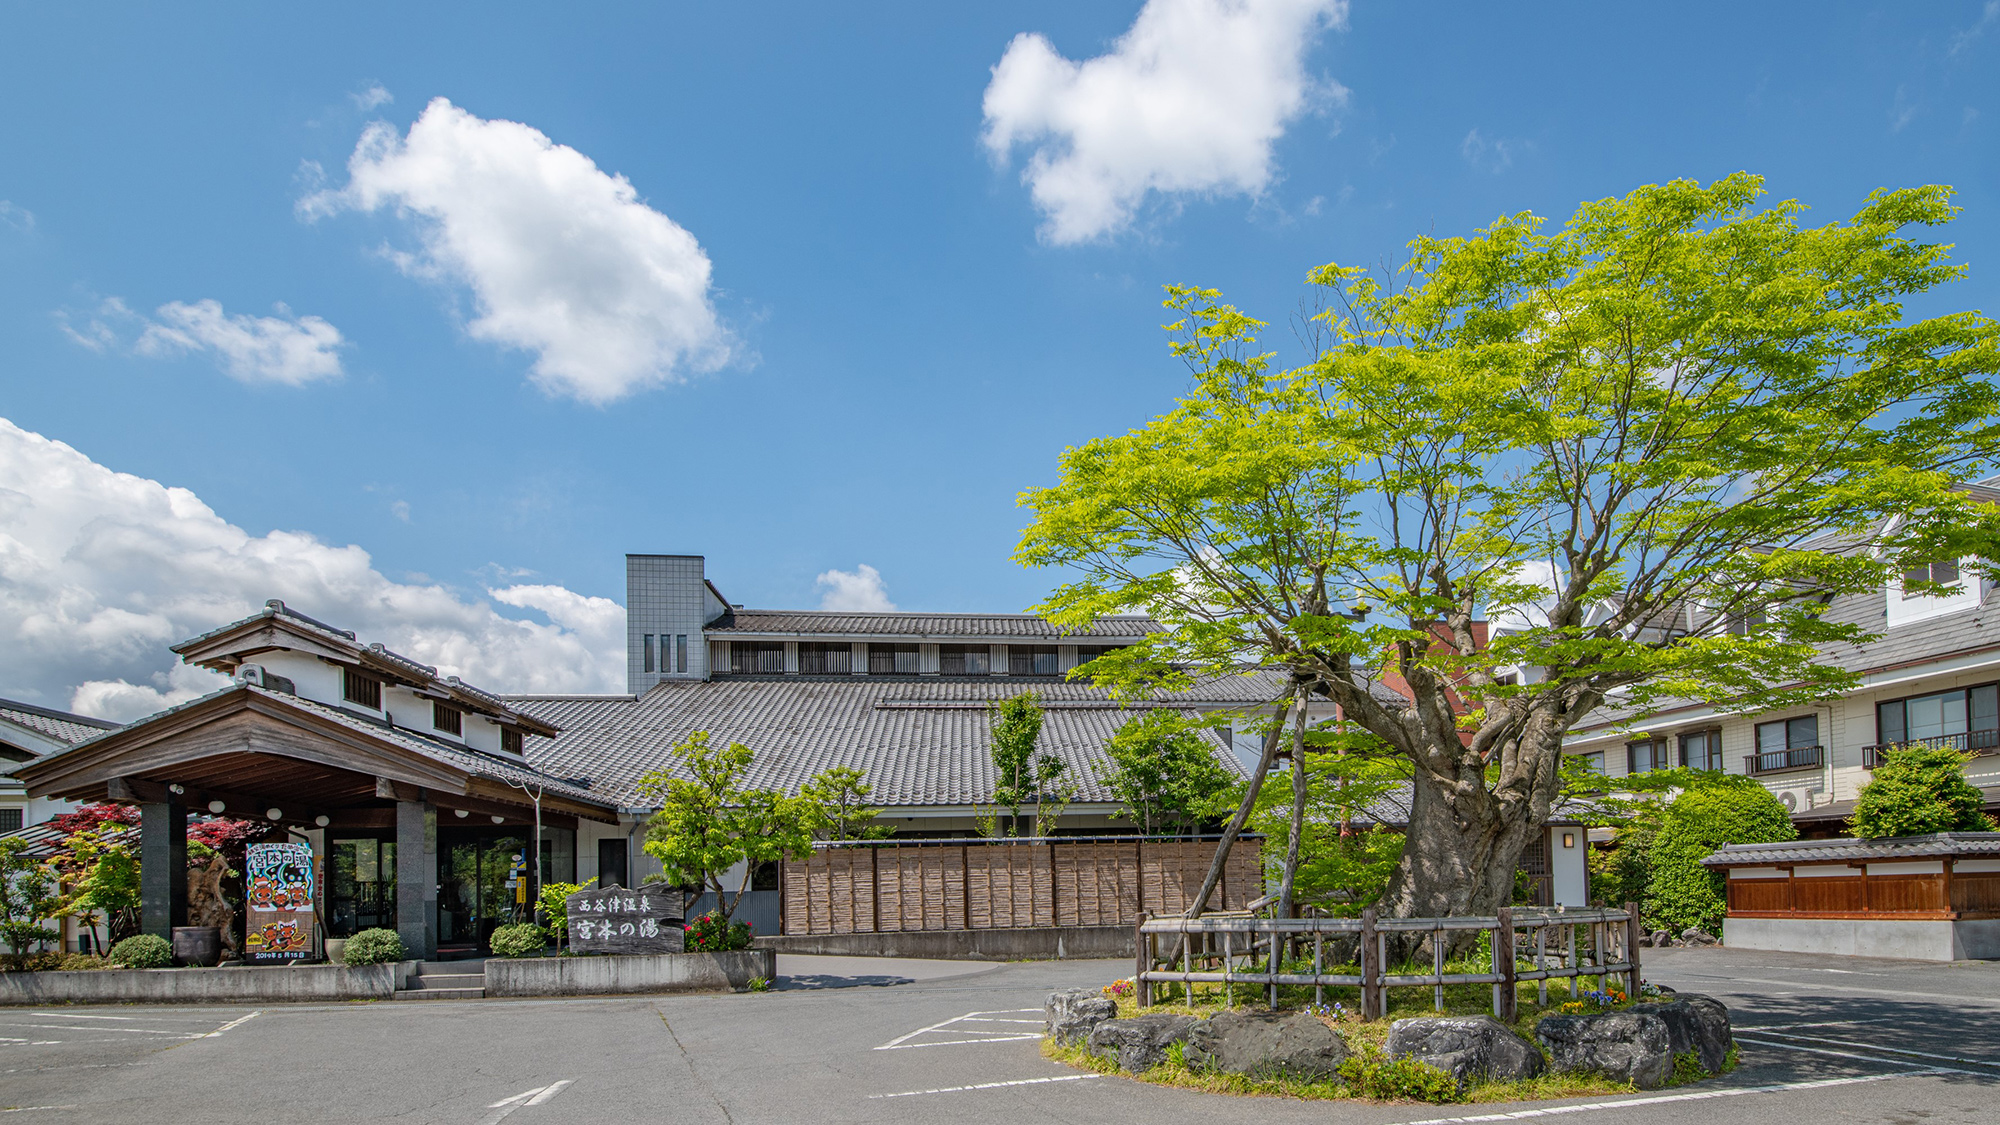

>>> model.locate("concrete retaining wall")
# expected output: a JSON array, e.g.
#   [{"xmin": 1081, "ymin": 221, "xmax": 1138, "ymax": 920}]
[
  {"xmin": 483, "ymin": 949, "xmax": 775, "ymax": 997},
  {"xmin": 758, "ymin": 925, "xmax": 1133, "ymax": 961},
  {"xmin": 0, "ymin": 960, "xmax": 416, "ymax": 1005},
  {"xmin": 1726, "ymin": 917, "xmax": 2000, "ymax": 961}
]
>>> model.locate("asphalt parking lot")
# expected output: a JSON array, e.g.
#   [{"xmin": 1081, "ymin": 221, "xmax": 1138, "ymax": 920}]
[{"xmin": 2, "ymin": 947, "xmax": 1997, "ymax": 1124}]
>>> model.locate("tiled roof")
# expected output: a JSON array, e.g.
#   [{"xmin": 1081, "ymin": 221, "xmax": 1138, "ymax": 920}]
[
  {"xmin": 1702, "ymin": 831, "xmax": 2000, "ymax": 867},
  {"xmin": 704, "ymin": 609, "xmax": 1161, "ymax": 639},
  {"xmin": 511, "ymin": 674, "xmax": 1279, "ymax": 808},
  {"xmin": 0, "ymin": 698, "xmax": 121, "ymax": 748}
]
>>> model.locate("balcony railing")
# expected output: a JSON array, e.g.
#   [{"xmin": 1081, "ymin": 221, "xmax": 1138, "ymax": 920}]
[
  {"xmin": 1861, "ymin": 729, "xmax": 2000, "ymax": 769},
  {"xmin": 1745, "ymin": 745, "xmax": 1823, "ymax": 776}
]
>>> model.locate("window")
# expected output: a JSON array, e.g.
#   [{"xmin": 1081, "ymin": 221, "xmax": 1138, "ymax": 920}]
[
  {"xmin": 643, "ymin": 634, "xmax": 656, "ymax": 674},
  {"xmin": 1904, "ymin": 559, "xmax": 1962, "ymax": 593},
  {"xmin": 342, "ymin": 668, "xmax": 382, "ymax": 709},
  {"xmin": 1725, "ymin": 609, "xmax": 1766, "ymax": 636},
  {"xmin": 1626, "ymin": 737, "xmax": 1669, "ymax": 775},
  {"xmin": 675, "ymin": 635, "xmax": 688, "ymax": 674},
  {"xmin": 500, "ymin": 728, "xmax": 524, "ymax": 756},
  {"xmin": 0, "ymin": 808, "xmax": 21, "ymax": 832},
  {"xmin": 432, "ymin": 702, "xmax": 462, "ymax": 736},
  {"xmin": 1756, "ymin": 715, "xmax": 1818, "ymax": 754},
  {"xmin": 939, "ymin": 644, "xmax": 991, "ymax": 675},
  {"xmin": 797, "ymin": 642, "xmax": 853, "ymax": 674},
  {"xmin": 730, "ymin": 642, "xmax": 785, "ymax": 674},
  {"xmin": 1878, "ymin": 684, "xmax": 2000, "ymax": 751},
  {"xmin": 1679, "ymin": 729, "xmax": 1723, "ymax": 771},
  {"xmin": 1578, "ymin": 751, "xmax": 1605, "ymax": 775},
  {"xmin": 1008, "ymin": 645, "xmax": 1059, "ymax": 675},
  {"xmin": 868, "ymin": 643, "xmax": 920, "ymax": 674},
  {"xmin": 1074, "ymin": 645, "xmax": 1110, "ymax": 665}
]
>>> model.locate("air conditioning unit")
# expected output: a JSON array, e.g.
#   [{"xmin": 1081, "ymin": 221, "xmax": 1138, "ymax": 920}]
[
  {"xmin": 236, "ymin": 663, "xmax": 266, "ymax": 687},
  {"xmin": 1779, "ymin": 791, "xmax": 1798, "ymax": 812}
]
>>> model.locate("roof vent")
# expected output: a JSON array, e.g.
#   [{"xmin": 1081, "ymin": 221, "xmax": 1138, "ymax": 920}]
[{"xmin": 236, "ymin": 663, "xmax": 266, "ymax": 687}]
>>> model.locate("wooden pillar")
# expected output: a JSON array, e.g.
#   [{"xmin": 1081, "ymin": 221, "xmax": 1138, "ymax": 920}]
[
  {"xmin": 1624, "ymin": 901, "xmax": 1642, "ymax": 994},
  {"xmin": 139, "ymin": 793, "xmax": 188, "ymax": 940},
  {"xmin": 1136, "ymin": 911, "xmax": 1152, "ymax": 1007},
  {"xmin": 395, "ymin": 799, "xmax": 432, "ymax": 959},
  {"xmin": 1495, "ymin": 907, "xmax": 1517, "ymax": 1022},
  {"xmin": 1360, "ymin": 907, "xmax": 1380, "ymax": 1020}
]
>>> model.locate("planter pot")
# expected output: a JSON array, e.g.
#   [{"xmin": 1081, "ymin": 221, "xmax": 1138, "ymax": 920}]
[
  {"xmin": 172, "ymin": 927, "xmax": 222, "ymax": 967},
  {"xmin": 324, "ymin": 939, "xmax": 347, "ymax": 964}
]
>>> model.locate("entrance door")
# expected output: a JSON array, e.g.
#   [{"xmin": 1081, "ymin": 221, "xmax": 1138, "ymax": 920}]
[
  {"xmin": 598, "ymin": 838, "xmax": 629, "ymax": 889},
  {"xmin": 328, "ymin": 838, "xmax": 397, "ymax": 938},
  {"xmin": 437, "ymin": 830, "xmax": 528, "ymax": 953}
]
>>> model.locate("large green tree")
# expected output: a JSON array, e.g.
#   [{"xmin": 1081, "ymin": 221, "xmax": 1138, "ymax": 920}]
[
  {"xmin": 637, "ymin": 731, "xmax": 814, "ymax": 923},
  {"xmin": 1099, "ymin": 711, "xmax": 1236, "ymax": 835},
  {"xmin": 1018, "ymin": 174, "xmax": 2000, "ymax": 919},
  {"xmin": 1851, "ymin": 746, "xmax": 1997, "ymax": 837}
]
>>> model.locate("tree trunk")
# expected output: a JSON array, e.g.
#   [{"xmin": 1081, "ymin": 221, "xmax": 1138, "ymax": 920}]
[
  {"xmin": 1184, "ymin": 693, "xmax": 1295, "ymax": 918},
  {"xmin": 1374, "ymin": 760, "xmax": 1548, "ymax": 958},
  {"xmin": 1277, "ymin": 701, "xmax": 1309, "ymax": 919}
]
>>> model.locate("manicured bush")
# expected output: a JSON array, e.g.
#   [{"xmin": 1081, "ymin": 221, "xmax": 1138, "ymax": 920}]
[
  {"xmin": 341, "ymin": 927, "xmax": 405, "ymax": 966},
  {"xmin": 1646, "ymin": 780, "xmax": 1795, "ymax": 936},
  {"xmin": 107, "ymin": 934, "xmax": 172, "ymax": 968},
  {"xmin": 1851, "ymin": 746, "xmax": 1997, "ymax": 837},
  {"xmin": 489, "ymin": 922, "xmax": 547, "ymax": 958},
  {"xmin": 683, "ymin": 910, "xmax": 752, "ymax": 952}
]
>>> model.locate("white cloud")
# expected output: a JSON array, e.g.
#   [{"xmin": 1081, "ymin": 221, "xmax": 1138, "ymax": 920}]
[
  {"xmin": 0, "ymin": 201, "xmax": 32, "ymax": 233},
  {"xmin": 0, "ymin": 416, "xmax": 625, "ymax": 723},
  {"xmin": 390, "ymin": 500, "xmax": 411, "ymax": 522},
  {"xmin": 1951, "ymin": 1, "xmax": 1999, "ymax": 57},
  {"xmin": 1459, "ymin": 129, "xmax": 1520, "ymax": 174},
  {"xmin": 981, "ymin": 0, "xmax": 1347, "ymax": 244},
  {"xmin": 303, "ymin": 97, "xmax": 730, "ymax": 405},
  {"xmin": 352, "ymin": 84, "xmax": 394, "ymax": 111},
  {"xmin": 136, "ymin": 300, "xmax": 345, "ymax": 386},
  {"xmin": 815, "ymin": 564, "xmax": 896, "ymax": 613}
]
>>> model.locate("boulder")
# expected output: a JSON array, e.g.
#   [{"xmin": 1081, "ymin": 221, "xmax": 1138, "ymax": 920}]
[
  {"xmin": 1383, "ymin": 1015, "xmax": 1545, "ymax": 1091},
  {"xmin": 1650, "ymin": 929, "xmax": 1672, "ymax": 948},
  {"xmin": 1184, "ymin": 1010, "xmax": 1350, "ymax": 1080},
  {"xmin": 1536, "ymin": 1009, "xmax": 1674, "ymax": 1089},
  {"xmin": 1045, "ymin": 988, "xmax": 1119, "ymax": 1047},
  {"xmin": 1651, "ymin": 993, "xmax": 1732, "ymax": 1074},
  {"xmin": 1680, "ymin": 928, "xmax": 1719, "ymax": 946},
  {"xmin": 1088, "ymin": 1013, "xmax": 1198, "ymax": 1074}
]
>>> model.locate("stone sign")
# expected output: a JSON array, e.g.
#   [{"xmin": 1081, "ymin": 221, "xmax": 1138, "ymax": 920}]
[{"xmin": 566, "ymin": 884, "xmax": 685, "ymax": 955}]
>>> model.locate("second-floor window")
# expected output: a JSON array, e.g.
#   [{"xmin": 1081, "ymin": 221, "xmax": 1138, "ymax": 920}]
[
  {"xmin": 1755, "ymin": 715, "xmax": 1818, "ymax": 755},
  {"xmin": 1626, "ymin": 737, "xmax": 1669, "ymax": 775},
  {"xmin": 1008, "ymin": 646, "xmax": 1059, "ymax": 675},
  {"xmin": 730, "ymin": 642, "xmax": 785, "ymax": 674},
  {"xmin": 342, "ymin": 668, "xmax": 382, "ymax": 709},
  {"xmin": 1903, "ymin": 559, "xmax": 1961, "ymax": 594},
  {"xmin": 939, "ymin": 644, "xmax": 991, "ymax": 675},
  {"xmin": 643, "ymin": 634, "xmax": 656, "ymax": 673},
  {"xmin": 1679, "ymin": 729, "xmax": 1722, "ymax": 771},
  {"xmin": 868, "ymin": 643, "xmax": 920, "ymax": 674},
  {"xmin": 500, "ymin": 728, "xmax": 524, "ymax": 756},
  {"xmin": 1878, "ymin": 684, "xmax": 2000, "ymax": 751},
  {"xmin": 797, "ymin": 643, "xmax": 853, "ymax": 674},
  {"xmin": 674, "ymin": 634, "xmax": 688, "ymax": 674},
  {"xmin": 433, "ymin": 702, "xmax": 462, "ymax": 736}
]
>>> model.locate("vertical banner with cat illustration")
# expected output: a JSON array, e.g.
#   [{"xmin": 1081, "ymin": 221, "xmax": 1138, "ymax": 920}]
[{"xmin": 243, "ymin": 842, "xmax": 316, "ymax": 962}]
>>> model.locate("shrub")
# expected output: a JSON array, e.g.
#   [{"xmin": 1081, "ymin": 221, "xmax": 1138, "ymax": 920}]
[
  {"xmin": 1646, "ymin": 780, "xmax": 1794, "ymax": 936},
  {"xmin": 342, "ymin": 928, "xmax": 405, "ymax": 965},
  {"xmin": 58, "ymin": 953, "xmax": 108, "ymax": 972},
  {"xmin": 489, "ymin": 922, "xmax": 547, "ymax": 958},
  {"xmin": 537, "ymin": 882, "xmax": 583, "ymax": 948},
  {"xmin": 0, "ymin": 952, "xmax": 63, "ymax": 972},
  {"xmin": 683, "ymin": 910, "xmax": 753, "ymax": 952},
  {"xmin": 108, "ymin": 934, "xmax": 172, "ymax": 968},
  {"xmin": 1851, "ymin": 746, "xmax": 1997, "ymax": 838},
  {"xmin": 1338, "ymin": 1054, "xmax": 1460, "ymax": 1102}
]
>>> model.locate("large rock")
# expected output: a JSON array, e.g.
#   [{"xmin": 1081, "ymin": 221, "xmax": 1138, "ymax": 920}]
[
  {"xmin": 1184, "ymin": 1010, "xmax": 1350, "ymax": 1080},
  {"xmin": 1652, "ymin": 994, "xmax": 1732, "ymax": 1074},
  {"xmin": 1045, "ymin": 988, "xmax": 1118, "ymax": 1047},
  {"xmin": 1383, "ymin": 1015, "xmax": 1545, "ymax": 1091},
  {"xmin": 1087, "ymin": 1013, "xmax": 1198, "ymax": 1074},
  {"xmin": 1536, "ymin": 1009, "xmax": 1674, "ymax": 1089},
  {"xmin": 1680, "ymin": 928, "xmax": 1719, "ymax": 946}
]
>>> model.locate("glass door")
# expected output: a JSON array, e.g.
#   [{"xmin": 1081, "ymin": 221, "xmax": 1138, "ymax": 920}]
[
  {"xmin": 328, "ymin": 838, "xmax": 396, "ymax": 938},
  {"xmin": 438, "ymin": 831, "xmax": 528, "ymax": 951}
]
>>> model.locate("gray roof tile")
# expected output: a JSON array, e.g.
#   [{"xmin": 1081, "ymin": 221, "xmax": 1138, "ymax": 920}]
[
  {"xmin": 1702, "ymin": 832, "xmax": 2000, "ymax": 866},
  {"xmin": 704, "ymin": 609, "xmax": 1161, "ymax": 639},
  {"xmin": 0, "ymin": 698, "xmax": 121, "ymax": 748}
]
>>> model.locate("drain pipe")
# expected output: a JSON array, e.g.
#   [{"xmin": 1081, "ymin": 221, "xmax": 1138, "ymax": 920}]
[{"xmin": 616, "ymin": 806, "xmax": 656, "ymax": 891}]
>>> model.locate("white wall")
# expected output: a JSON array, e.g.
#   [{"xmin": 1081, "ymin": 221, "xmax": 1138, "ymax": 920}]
[{"xmin": 1549, "ymin": 826, "xmax": 1588, "ymax": 907}]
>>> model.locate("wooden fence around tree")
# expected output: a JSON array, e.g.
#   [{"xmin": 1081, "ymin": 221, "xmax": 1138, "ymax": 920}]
[{"xmin": 780, "ymin": 837, "xmax": 1262, "ymax": 935}]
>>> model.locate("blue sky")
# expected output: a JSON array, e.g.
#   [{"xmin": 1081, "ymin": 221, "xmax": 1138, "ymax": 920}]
[{"xmin": 1, "ymin": 2, "xmax": 1996, "ymax": 714}]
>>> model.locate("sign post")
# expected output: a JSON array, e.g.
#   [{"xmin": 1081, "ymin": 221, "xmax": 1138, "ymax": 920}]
[
  {"xmin": 243, "ymin": 842, "xmax": 315, "ymax": 963},
  {"xmin": 565, "ymin": 884, "xmax": 685, "ymax": 955}
]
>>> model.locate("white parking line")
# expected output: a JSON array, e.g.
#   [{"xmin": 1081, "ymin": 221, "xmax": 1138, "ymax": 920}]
[
  {"xmin": 28, "ymin": 1012, "xmax": 139, "ymax": 1021},
  {"xmin": 1746, "ymin": 1029, "xmax": 2000, "ymax": 1070},
  {"xmin": 870, "ymin": 1074, "xmax": 1104, "ymax": 1099},
  {"xmin": 0, "ymin": 1024, "xmax": 190, "ymax": 1036},
  {"xmin": 478, "ymin": 1079, "xmax": 573, "ymax": 1124},
  {"xmin": 1734, "ymin": 1037, "xmax": 1984, "ymax": 1076},
  {"xmin": 1735, "ymin": 1019, "xmax": 1885, "ymax": 1032},
  {"xmin": 203, "ymin": 1012, "xmax": 262, "ymax": 1038},
  {"xmin": 876, "ymin": 1009, "xmax": 1043, "ymax": 1051},
  {"xmin": 0, "ymin": 1107, "xmax": 78, "ymax": 1115}
]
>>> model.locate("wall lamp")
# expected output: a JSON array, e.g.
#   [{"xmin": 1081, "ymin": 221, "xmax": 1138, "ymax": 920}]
[
  {"xmin": 208, "ymin": 800, "xmax": 227, "ymax": 814},
  {"xmin": 1562, "ymin": 832, "xmax": 1576, "ymax": 849},
  {"xmin": 265, "ymin": 808, "xmax": 283, "ymax": 821},
  {"xmin": 454, "ymin": 809, "xmax": 469, "ymax": 819}
]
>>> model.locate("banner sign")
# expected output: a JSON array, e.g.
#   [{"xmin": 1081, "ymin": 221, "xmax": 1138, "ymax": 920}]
[
  {"xmin": 566, "ymin": 884, "xmax": 683, "ymax": 955},
  {"xmin": 244, "ymin": 842, "xmax": 315, "ymax": 962}
]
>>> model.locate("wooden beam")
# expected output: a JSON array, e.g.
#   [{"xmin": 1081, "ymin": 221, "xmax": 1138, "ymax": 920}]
[{"xmin": 108, "ymin": 775, "xmax": 339, "ymax": 828}]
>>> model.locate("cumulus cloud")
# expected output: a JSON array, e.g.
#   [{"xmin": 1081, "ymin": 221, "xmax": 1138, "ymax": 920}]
[
  {"xmin": 135, "ymin": 300, "xmax": 345, "ymax": 385},
  {"xmin": 816, "ymin": 564, "xmax": 895, "ymax": 613},
  {"xmin": 303, "ymin": 97, "xmax": 730, "ymax": 404},
  {"xmin": 352, "ymin": 84, "xmax": 394, "ymax": 111},
  {"xmin": 982, "ymin": 0, "xmax": 1347, "ymax": 244},
  {"xmin": 57, "ymin": 296, "xmax": 345, "ymax": 386},
  {"xmin": 0, "ymin": 416, "xmax": 625, "ymax": 723}
]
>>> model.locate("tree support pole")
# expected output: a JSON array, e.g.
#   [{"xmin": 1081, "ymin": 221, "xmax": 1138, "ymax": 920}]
[{"xmin": 1185, "ymin": 694, "xmax": 1295, "ymax": 919}]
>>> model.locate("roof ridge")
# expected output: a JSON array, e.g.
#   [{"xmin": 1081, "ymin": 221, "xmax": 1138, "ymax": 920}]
[{"xmin": 0, "ymin": 697, "xmax": 121, "ymax": 730}]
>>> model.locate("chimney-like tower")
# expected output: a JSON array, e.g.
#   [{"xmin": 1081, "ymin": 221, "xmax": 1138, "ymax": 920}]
[{"xmin": 626, "ymin": 554, "xmax": 716, "ymax": 693}]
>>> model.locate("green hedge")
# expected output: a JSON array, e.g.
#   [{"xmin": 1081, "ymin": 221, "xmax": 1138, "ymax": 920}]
[
  {"xmin": 1646, "ymin": 781, "xmax": 1794, "ymax": 936},
  {"xmin": 1852, "ymin": 746, "xmax": 1997, "ymax": 837},
  {"xmin": 108, "ymin": 934, "xmax": 172, "ymax": 968},
  {"xmin": 489, "ymin": 923, "xmax": 547, "ymax": 958},
  {"xmin": 342, "ymin": 928, "xmax": 405, "ymax": 965}
]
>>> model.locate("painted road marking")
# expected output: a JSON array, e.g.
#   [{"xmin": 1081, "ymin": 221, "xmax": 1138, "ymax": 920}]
[
  {"xmin": 0, "ymin": 1024, "xmax": 189, "ymax": 1036},
  {"xmin": 27, "ymin": 1012, "xmax": 139, "ymax": 1021},
  {"xmin": 203, "ymin": 1012, "xmax": 262, "ymax": 1038},
  {"xmin": 0, "ymin": 1107, "xmax": 78, "ymax": 1115},
  {"xmin": 478, "ymin": 1080, "xmax": 574, "ymax": 1125},
  {"xmin": 1390, "ymin": 1070, "xmax": 1943, "ymax": 1125},
  {"xmin": 1734, "ymin": 1037, "xmax": 1983, "ymax": 1076},
  {"xmin": 876, "ymin": 1009, "xmax": 1044, "ymax": 1051},
  {"xmin": 870, "ymin": 1074, "xmax": 1104, "ymax": 1099},
  {"xmin": 1735, "ymin": 1019, "xmax": 1886, "ymax": 1032},
  {"xmin": 1746, "ymin": 1029, "xmax": 2000, "ymax": 1070}
]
